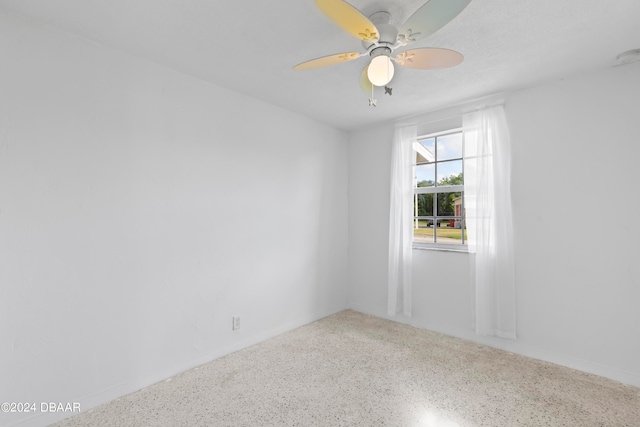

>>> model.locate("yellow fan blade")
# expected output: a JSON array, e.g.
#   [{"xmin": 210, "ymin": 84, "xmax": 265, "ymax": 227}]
[
  {"xmin": 360, "ymin": 66, "xmax": 373, "ymax": 92},
  {"xmin": 315, "ymin": 0, "xmax": 379, "ymax": 42},
  {"xmin": 293, "ymin": 52, "xmax": 362, "ymax": 71},
  {"xmin": 398, "ymin": 0, "xmax": 471, "ymax": 46},
  {"xmin": 395, "ymin": 48, "xmax": 463, "ymax": 70}
]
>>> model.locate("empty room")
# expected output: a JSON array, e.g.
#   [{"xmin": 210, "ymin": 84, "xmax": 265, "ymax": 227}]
[{"xmin": 1, "ymin": 0, "xmax": 639, "ymax": 426}]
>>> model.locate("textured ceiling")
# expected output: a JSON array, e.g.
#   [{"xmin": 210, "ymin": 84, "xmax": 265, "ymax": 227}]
[{"xmin": 1, "ymin": 0, "xmax": 639, "ymax": 131}]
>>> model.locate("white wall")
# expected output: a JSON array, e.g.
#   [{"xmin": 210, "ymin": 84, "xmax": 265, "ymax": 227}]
[
  {"xmin": 348, "ymin": 62, "xmax": 640, "ymax": 387},
  {"xmin": 347, "ymin": 123, "xmax": 394, "ymax": 313},
  {"xmin": 0, "ymin": 12, "xmax": 348, "ymax": 426}
]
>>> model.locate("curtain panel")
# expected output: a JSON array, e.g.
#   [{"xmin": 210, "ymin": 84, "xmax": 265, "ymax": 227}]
[
  {"xmin": 463, "ymin": 105, "xmax": 517, "ymax": 339},
  {"xmin": 388, "ymin": 124, "xmax": 417, "ymax": 317}
]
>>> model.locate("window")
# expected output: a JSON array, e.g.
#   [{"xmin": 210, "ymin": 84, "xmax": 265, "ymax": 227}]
[{"xmin": 413, "ymin": 129, "xmax": 466, "ymax": 247}]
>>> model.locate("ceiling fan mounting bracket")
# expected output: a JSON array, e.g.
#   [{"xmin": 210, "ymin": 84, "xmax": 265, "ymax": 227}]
[{"xmin": 368, "ymin": 11, "xmax": 392, "ymax": 25}]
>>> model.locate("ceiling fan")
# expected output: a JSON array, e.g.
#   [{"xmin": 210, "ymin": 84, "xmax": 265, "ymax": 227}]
[{"xmin": 293, "ymin": 0, "xmax": 472, "ymax": 105}]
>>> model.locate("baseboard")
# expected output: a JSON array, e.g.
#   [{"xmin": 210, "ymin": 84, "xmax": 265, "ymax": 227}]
[
  {"xmin": 347, "ymin": 303, "xmax": 414, "ymax": 326},
  {"xmin": 8, "ymin": 304, "xmax": 347, "ymax": 427},
  {"xmin": 349, "ymin": 303, "xmax": 640, "ymax": 388}
]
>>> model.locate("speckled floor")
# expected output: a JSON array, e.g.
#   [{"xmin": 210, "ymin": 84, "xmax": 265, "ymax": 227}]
[{"xmin": 54, "ymin": 310, "xmax": 640, "ymax": 426}]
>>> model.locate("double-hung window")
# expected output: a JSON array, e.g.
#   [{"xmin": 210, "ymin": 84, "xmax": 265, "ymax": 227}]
[{"xmin": 413, "ymin": 128, "xmax": 466, "ymax": 247}]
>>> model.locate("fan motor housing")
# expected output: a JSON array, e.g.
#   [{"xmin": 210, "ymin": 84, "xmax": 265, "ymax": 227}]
[
  {"xmin": 362, "ymin": 11, "xmax": 398, "ymax": 50},
  {"xmin": 376, "ymin": 23, "xmax": 398, "ymax": 44}
]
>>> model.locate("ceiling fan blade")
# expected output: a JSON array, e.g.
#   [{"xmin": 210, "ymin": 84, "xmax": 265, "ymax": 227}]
[
  {"xmin": 398, "ymin": 0, "xmax": 471, "ymax": 45},
  {"xmin": 395, "ymin": 48, "xmax": 463, "ymax": 70},
  {"xmin": 360, "ymin": 66, "xmax": 373, "ymax": 92},
  {"xmin": 315, "ymin": 0, "xmax": 379, "ymax": 42},
  {"xmin": 293, "ymin": 52, "xmax": 362, "ymax": 71}
]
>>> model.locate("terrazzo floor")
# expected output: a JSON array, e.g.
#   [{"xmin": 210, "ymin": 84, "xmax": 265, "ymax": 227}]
[{"xmin": 54, "ymin": 310, "xmax": 640, "ymax": 426}]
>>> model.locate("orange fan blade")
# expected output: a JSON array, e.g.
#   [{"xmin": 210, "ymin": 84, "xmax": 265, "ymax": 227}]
[
  {"xmin": 315, "ymin": 0, "xmax": 379, "ymax": 42},
  {"xmin": 398, "ymin": 0, "xmax": 471, "ymax": 46},
  {"xmin": 395, "ymin": 48, "xmax": 463, "ymax": 70},
  {"xmin": 293, "ymin": 52, "xmax": 362, "ymax": 71}
]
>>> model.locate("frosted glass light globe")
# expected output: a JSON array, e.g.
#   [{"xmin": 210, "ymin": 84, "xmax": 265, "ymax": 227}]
[{"xmin": 367, "ymin": 55, "xmax": 395, "ymax": 87}]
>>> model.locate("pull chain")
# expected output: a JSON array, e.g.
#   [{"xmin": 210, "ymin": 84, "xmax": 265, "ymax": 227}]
[{"xmin": 369, "ymin": 85, "xmax": 377, "ymax": 107}]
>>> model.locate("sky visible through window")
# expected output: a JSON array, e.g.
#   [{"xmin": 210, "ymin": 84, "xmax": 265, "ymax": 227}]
[{"xmin": 415, "ymin": 132, "xmax": 463, "ymax": 185}]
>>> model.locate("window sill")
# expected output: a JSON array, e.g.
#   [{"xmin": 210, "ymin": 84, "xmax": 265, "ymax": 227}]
[{"xmin": 412, "ymin": 244, "xmax": 469, "ymax": 253}]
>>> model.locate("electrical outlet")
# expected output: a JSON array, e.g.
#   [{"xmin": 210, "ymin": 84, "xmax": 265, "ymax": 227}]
[{"xmin": 232, "ymin": 316, "xmax": 240, "ymax": 330}]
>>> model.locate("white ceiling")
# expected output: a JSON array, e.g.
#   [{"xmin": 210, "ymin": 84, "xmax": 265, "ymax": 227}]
[{"xmin": 1, "ymin": 0, "xmax": 639, "ymax": 131}]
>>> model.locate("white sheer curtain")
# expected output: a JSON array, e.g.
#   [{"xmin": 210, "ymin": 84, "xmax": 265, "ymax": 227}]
[
  {"xmin": 463, "ymin": 105, "xmax": 517, "ymax": 339},
  {"xmin": 388, "ymin": 124, "xmax": 417, "ymax": 317}
]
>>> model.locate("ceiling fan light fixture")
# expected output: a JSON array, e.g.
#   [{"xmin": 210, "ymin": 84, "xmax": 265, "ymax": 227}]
[
  {"xmin": 368, "ymin": 54, "xmax": 395, "ymax": 86},
  {"xmin": 295, "ymin": 0, "xmax": 472, "ymax": 94}
]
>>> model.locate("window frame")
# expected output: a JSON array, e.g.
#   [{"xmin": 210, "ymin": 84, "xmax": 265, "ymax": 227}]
[{"xmin": 413, "ymin": 127, "xmax": 468, "ymax": 251}]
